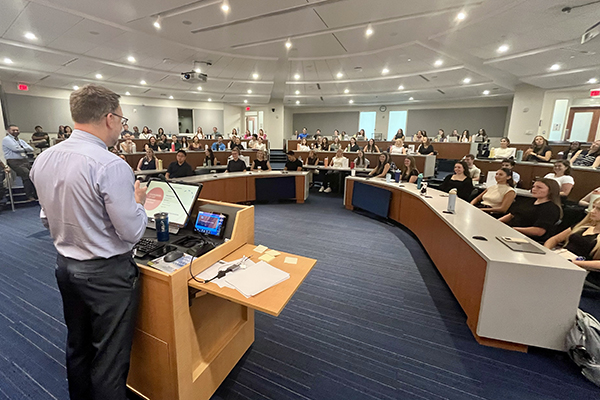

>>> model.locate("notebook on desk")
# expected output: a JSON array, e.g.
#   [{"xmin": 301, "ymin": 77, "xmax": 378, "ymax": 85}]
[{"xmin": 496, "ymin": 236, "xmax": 546, "ymax": 254}]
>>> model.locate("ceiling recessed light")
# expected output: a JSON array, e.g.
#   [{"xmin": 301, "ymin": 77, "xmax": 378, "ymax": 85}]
[
  {"xmin": 434, "ymin": 59, "xmax": 443, "ymax": 67},
  {"xmin": 349, "ymin": 100, "xmax": 354, "ymax": 104},
  {"xmin": 407, "ymin": 58, "xmax": 411, "ymax": 62},
  {"xmin": 127, "ymin": 56, "xmax": 136, "ymax": 63},
  {"xmin": 295, "ymin": 90, "xmax": 300, "ymax": 95},
  {"xmin": 382, "ymin": 68, "xmax": 389, "ymax": 74},
  {"xmin": 285, "ymin": 40, "xmax": 292, "ymax": 49},
  {"xmin": 252, "ymin": 73, "xmax": 259, "ymax": 79},
  {"xmin": 244, "ymin": 100, "xmax": 248, "ymax": 103},
  {"xmin": 457, "ymin": 12, "xmax": 466, "ymax": 20},
  {"xmin": 208, "ymin": 98, "xmax": 212, "ymax": 102},
  {"xmin": 550, "ymin": 63, "xmax": 561, "ymax": 71},
  {"xmin": 3, "ymin": 58, "xmax": 13, "ymax": 64},
  {"xmin": 153, "ymin": 16, "xmax": 161, "ymax": 29},
  {"xmin": 24, "ymin": 32, "xmax": 37, "ymax": 40},
  {"xmin": 296, "ymin": 100, "xmax": 300, "ymax": 104},
  {"xmin": 197, "ymin": 86, "xmax": 202, "ymax": 91},
  {"xmin": 366, "ymin": 27, "xmax": 373, "ymax": 36},
  {"xmin": 588, "ymin": 78, "xmax": 598, "ymax": 84},
  {"xmin": 140, "ymin": 80, "xmax": 147, "ymax": 85},
  {"xmin": 169, "ymin": 95, "xmax": 174, "ymax": 99},
  {"xmin": 344, "ymin": 89, "xmax": 349, "ymax": 94},
  {"xmin": 221, "ymin": 2, "xmax": 230, "ymax": 12},
  {"xmin": 336, "ymin": 72, "xmax": 343, "ymax": 78},
  {"xmin": 247, "ymin": 89, "xmax": 252, "ymax": 94},
  {"xmin": 463, "ymin": 77, "xmax": 471, "ymax": 84},
  {"xmin": 95, "ymin": 73, "xmax": 103, "ymax": 79},
  {"xmin": 409, "ymin": 97, "xmax": 414, "ymax": 101},
  {"xmin": 294, "ymin": 74, "xmax": 300, "ymax": 80},
  {"xmin": 194, "ymin": 68, "xmax": 201, "ymax": 73},
  {"xmin": 497, "ymin": 44, "xmax": 509, "ymax": 53},
  {"xmin": 398, "ymin": 85, "xmax": 404, "ymax": 90},
  {"xmin": 483, "ymin": 90, "xmax": 490, "ymax": 95},
  {"xmin": 125, "ymin": 91, "xmax": 131, "ymax": 96},
  {"xmin": 72, "ymin": 85, "xmax": 79, "ymax": 90}
]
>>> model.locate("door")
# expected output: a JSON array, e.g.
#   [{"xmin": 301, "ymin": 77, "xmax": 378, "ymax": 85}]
[
  {"xmin": 245, "ymin": 116, "xmax": 257, "ymax": 135},
  {"xmin": 565, "ymin": 107, "xmax": 600, "ymax": 142}
]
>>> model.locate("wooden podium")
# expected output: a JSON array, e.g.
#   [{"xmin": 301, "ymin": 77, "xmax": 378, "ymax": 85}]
[{"xmin": 127, "ymin": 199, "xmax": 316, "ymax": 399}]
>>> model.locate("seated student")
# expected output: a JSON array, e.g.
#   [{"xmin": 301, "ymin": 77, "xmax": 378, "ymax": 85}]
[
  {"xmin": 459, "ymin": 129, "xmax": 470, "ymax": 143},
  {"xmin": 450, "ymin": 129, "xmax": 460, "ymax": 139},
  {"xmin": 136, "ymin": 148, "xmax": 157, "ymax": 171},
  {"xmin": 440, "ymin": 160, "xmax": 474, "ymax": 201},
  {"xmin": 412, "ymin": 130, "xmax": 424, "ymax": 142},
  {"xmin": 417, "ymin": 137, "xmax": 434, "ymax": 155},
  {"xmin": 499, "ymin": 178, "xmax": 562, "ymax": 243},
  {"xmin": 284, "ymin": 151, "xmax": 303, "ymax": 171},
  {"xmin": 346, "ymin": 137, "xmax": 360, "ymax": 152},
  {"xmin": 354, "ymin": 149, "xmax": 370, "ymax": 168},
  {"xmin": 319, "ymin": 137, "xmax": 331, "ymax": 152},
  {"xmin": 400, "ymin": 156, "xmax": 419, "ymax": 183},
  {"xmin": 147, "ymin": 136, "xmax": 159, "ymax": 151},
  {"xmin": 168, "ymin": 134, "xmax": 181, "ymax": 151},
  {"xmin": 524, "ymin": 135, "xmax": 552, "ymax": 162},
  {"xmin": 180, "ymin": 136, "xmax": 190, "ymax": 150},
  {"xmin": 580, "ymin": 187, "xmax": 600, "ymax": 208},
  {"xmin": 394, "ymin": 129, "xmax": 405, "ymax": 141},
  {"xmin": 157, "ymin": 133, "xmax": 169, "ymax": 151},
  {"xmin": 203, "ymin": 148, "xmax": 217, "ymax": 166},
  {"xmin": 329, "ymin": 136, "xmax": 342, "ymax": 152},
  {"xmin": 320, "ymin": 149, "xmax": 348, "ymax": 193},
  {"xmin": 312, "ymin": 135, "xmax": 323, "ymax": 150},
  {"xmin": 189, "ymin": 135, "xmax": 202, "ymax": 151},
  {"xmin": 306, "ymin": 149, "xmax": 320, "ymax": 166},
  {"xmin": 165, "ymin": 150, "xmax": 194, "ymax": 179},
  {"xmin": 544, "ymin": 197, "xmax": 600, "ymax": 276},
  {"xmin": 363, "ymin": 138, "xmax": 380, "ymax": 153},
  {"xmin": 463, "ymin": 154, "xmax": 481, "ymax": 182},
  {"xmin": 119, "ymin": 133, "xmax": 137, "ymax": 154},
  {"xmin": 471, "ymin": 168, "xmax": 516, "ymax": 215},
  {"xmin": 64, "ymin": 125, "xmax": 73, "ymax": 138},
  {"xmin": 255, "ymin": 136, "xmax": 267, "ymax": 152},
  {"xmin": 226, "ymin": 148, "xmax": 247, "ymax": 172},
  {"xmin": 251, "ymin": 150, "xmax": 272, "ymax": 171},
  {"xmin": 248, "ymin": 134, "xmax": 259, "ymax": 149},
  {"xmin": 0, "ymin": 161, "xmax": 7, "ymax": 203},
  {"xmin": 561, "ymin": 141, "xmax": 581, "ymax": 160},
  {"xmin": 230, "ymin": 137, "xmax": 244, "ymax": 152},
  {"xmin": 368, "ymin": 152, "xmax": 391, "ymax": 178},
  {"xmin": 473, "ymin": 129, "xmax": 490, "ymax": 157},
  {"xmin": 297, "ymin": 128, "xmax": 309, "ymax": 139},
  {"xmin": 492, "ymin": 137, "xmax": 516, "ymax": 159},
  {"xmin": 258, "ymin": 129, "xmax": 267, "ymax": 140},
  {"xmin": 544, "ymin": 160, "xmax": 574, "ymax": 197},
  {"xmin": 212, "ymin": 136, "xmax": 227, "ymax": 151},
  {"xmin": 501, "ymin": 158, "xmax": 520, "ymax": 185},
  {"xmin": 297, "ymin": 137, "xmax": 310, "ymax": 151},
  {"xmin": 31, "ymin": 125, "xmax": 50, "ymax": 149},
  {"xmin": 390, "ymin": 139, "xmax": 407, "ymax": 155},
  {"xmin": 570, "ymin": 140, "xmax": 600, "ymax": 168},
  {"xmin": 434, "ymin": 129, "xmax": 447, "ymax": 142}
]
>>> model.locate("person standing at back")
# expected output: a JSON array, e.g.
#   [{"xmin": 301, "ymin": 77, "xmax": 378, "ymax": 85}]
[{"xmin": 30, "ymin": 84, "xmax": 148, "ymax": 400}]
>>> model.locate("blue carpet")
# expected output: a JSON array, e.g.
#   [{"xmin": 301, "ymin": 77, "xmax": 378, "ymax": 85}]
[{"xmin": 0, "ymin": 195, "xmax": 599, "ymax": 399}]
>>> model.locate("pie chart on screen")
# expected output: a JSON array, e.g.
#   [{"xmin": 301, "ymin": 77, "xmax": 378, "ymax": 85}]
[{"xmin": 145, "ymin": 187, "xmax": 164, "ymax": 211}]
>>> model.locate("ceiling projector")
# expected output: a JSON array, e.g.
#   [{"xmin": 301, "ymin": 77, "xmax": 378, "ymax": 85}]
[
  {"xmin": 181, "ymin": 71, "xmax": 207, "ymax": 83},
  {"xmin": 582, "ymin": 21, "xmax": 600, "ymax": 44}
]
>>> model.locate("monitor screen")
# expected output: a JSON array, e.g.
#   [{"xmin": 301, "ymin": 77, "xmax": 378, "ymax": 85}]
[
  {"xmin": 144, "ymin": 181, "xmax": 200, "ymax": 227},
  {"xmin": 194, "ymin": 211, "xmax": 228, "ymax": 238}
]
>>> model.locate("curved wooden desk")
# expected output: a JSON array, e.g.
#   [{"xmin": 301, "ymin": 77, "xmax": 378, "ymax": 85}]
[{"xmin": 344, "ymin": 176, "xmax": 586, "ymax": 352}]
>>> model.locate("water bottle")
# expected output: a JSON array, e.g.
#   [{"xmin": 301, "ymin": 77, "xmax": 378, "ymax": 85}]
[
  {"xmin": 171, "ymin": 142, "xmax": 175, "ymax": 152},
  {"xmin": 515, "ymin": 149, "xmax": 523, "ymax": 162},
  {"xmin": 386, "ymin": 172, "xmax": 392, "ymax": 183},
  {"xmin": 155, "ymin": 212, "xmax": 169, "ymax": 242},
  {"xmin": 394, "ymin": 169, "xmax": 401, "ymax": 183},
  {"xmin": 416, "ymin": 173, "xmax": 424, "ymax": 189},
  {"xmin": 447, "ymin": 188, "xmax": 457, "ymax": 213}
]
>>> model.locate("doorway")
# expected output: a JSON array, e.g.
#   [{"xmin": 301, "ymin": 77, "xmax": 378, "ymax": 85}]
[
  {"xmin": 565, "ymin": 107, "xmax": 600, "ymax": 142},
  {"xmin": 246, "ymin": 115, "xmax": 257, "ymax": 135},
  {"xmin": 177, "ymin": 109, "xmax": 193, "ymax": 134}
]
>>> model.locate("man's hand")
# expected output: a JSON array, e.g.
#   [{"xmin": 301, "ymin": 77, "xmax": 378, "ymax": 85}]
[{"xmin": 134, "ymin": 180, "xmax": 147, "ymax": 206}]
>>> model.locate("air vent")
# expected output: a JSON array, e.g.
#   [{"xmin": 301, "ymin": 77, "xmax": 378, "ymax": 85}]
[
  {"xmin": 62, "ymin": 58, "xmax": 78, "ymax": 67},
  {"xmin": 226, "ymin": 82, "xmax": 234, "ymax": 89},
  {"xmin": 320, "ymin": 96, "xmax": 324, "ymax": 101},
  {"xmin": 38, "ymin": 75, "xmax": 50, "ymax": 81},
  {"xmin": 159, "ymin": 75, "xmax": 170, "ymax": 82},
  {"xmin": 316, "ymin": 83, "xmax": 321, "ymax": 90},
  {"xmin": 142, "ymin": 89, "xmax": 151, "ymax": 94},
  {"xmin": 419, "ymin": 75, "xmax": 430, "ymax": 82},
  {"xmin": 437, "ymin": 89, "xmax": 446, "ymax": 95}
]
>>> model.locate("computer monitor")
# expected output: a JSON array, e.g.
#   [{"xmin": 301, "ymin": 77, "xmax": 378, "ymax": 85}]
[
  {"xmin": 144, "ymin": 181, "xmax": 201, "ymax": 227},
  {"xmin": 194, "ymin": 211, "xmax": 228, "ymax": 238}
]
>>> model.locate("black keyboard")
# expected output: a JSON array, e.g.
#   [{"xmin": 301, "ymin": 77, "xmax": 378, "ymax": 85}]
[{"xmin": 134, "ymin": 238, "xmax": 165, "ymax": 257}]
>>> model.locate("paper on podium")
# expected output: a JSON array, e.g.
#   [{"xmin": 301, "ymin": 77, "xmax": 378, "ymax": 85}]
[
  {"xmin": 225, "ymin": 261, "xmax": 290, "ymax": 298},
  {"xmin": 195, "ymin": 258, "xmax": 256, "ymax": 289}
]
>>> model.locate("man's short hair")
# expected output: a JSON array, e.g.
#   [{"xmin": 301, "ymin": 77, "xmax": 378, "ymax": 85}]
[
  {"xmin": 35, "ymin": 125, "xmax": 42, "ymax": 130},
  {"xmin": 177, "ymin": 149, "xmax": 187, "ymax": 156},
  {"xmin": 286, "ymin": 150, "xmax": 295, "ymax": 156},
  {"xmin": 465, "ymin": 154, "xmax": 475, "ymax": 160},
  {"xmin": 502, "ymin": 158, "xmax": 515, "ymax": 166},
  {"xmin": 7, "ymin": 124, "xmax": 18, "ymax": 129},
  {"xmin": 70, "ymin": 84, "xmax": 120, "ymax": 124}
]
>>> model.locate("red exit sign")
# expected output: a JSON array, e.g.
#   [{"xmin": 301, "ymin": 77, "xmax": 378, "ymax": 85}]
[
  {"xmin": 17, "ymin": 83, "xmax": 29, "ymax": 91},
  {"xmin": 591, "ymin": 89, "xmax": 600, "ymax": 97}
]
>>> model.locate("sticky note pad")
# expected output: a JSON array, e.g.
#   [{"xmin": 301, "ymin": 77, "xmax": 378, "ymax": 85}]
[
  {"xmin": 253, "ymin": 245, "xmax": 268, "ymax": 253},
  {"xmin": 259, "ymin": 254, "xmax": 275, "ymax": 262},
  {"xmin": 265, "ymin": 250, "xmax": 281, "ymax": 257},
  {"xmin": 284, "ymin": 257, "xmax": 298, "ymax": 264}
]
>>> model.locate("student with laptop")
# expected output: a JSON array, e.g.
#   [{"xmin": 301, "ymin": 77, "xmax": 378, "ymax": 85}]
[
  {"xmin": 499, "ymin": 178, "xmax": 562, "ymax": 243},
  {"xmin": 580, "ymin": 187, "xmax": 600, "ymax": 208}
]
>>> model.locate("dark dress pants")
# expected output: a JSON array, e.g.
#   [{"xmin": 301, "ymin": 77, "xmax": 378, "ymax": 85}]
[
  {"xmin": 6, "ymin": 158, "xmax": 36, "ymax": 198},
  {"xmin": 56, "ymin": 253, "xmax": 140, "ymax": 400}
]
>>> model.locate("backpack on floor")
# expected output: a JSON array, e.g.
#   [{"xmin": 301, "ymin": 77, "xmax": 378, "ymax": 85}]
[{"xmin": 566, "ymin": 309, "xmax": 600, "ymax": 387}]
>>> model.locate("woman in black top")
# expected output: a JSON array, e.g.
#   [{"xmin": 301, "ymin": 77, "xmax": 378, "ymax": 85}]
[
  {"xmin": 203, "ymin": 148, "xmax": 217, "ymax": 166},
  {"xmin": 306, "ymin": 149, "xmax": 319, "ymax": 166},
  {"xmin": 158, "ymin": 134, "xmax": 169, "ymax": 151},
  {"xmin": 230, "ymin": 137, "xmax": 244, "ymax": 152},
  {"xmin": 562, "ymin": 141, "xmax": 581, "ymax": 160},
  {"xmin": 147, "ymin": 136, "xmax": 159, "ymax": 151},
  {"xmin": 157, "ymin": 128, "xmax": 165, "ymax": 137},
  {"xmin": 347, "ymin": 137, "xmax": 360, "ymax": 152},
  {"xmin": 570, "ymin": 140, "xmax": 600, "ymax": 168},
  {"xmin": 524, "ymin": 135, "xmax": 552, "ymax": 162},
  {"xmin": 440, "ymin": 160, "xmax": 473, "ymax": 201},
  {"xmin": 251, "ymin": 150, "xmax": 272, "ymax": 171},
  {"xmin": 400, "ymin": 156, "xmax": 419, "ymax": 183},
  {"xmin": 417, "ymin": 137, "xmax": 434, "ymax": 155},
  {"xmin": 368, "ymin": 152, "xmax": 391, "ymax": 178},
  {"xmin": 57, "ymin": 125, "xmax": 65, "ymax": 139},
  {"xmin": 64, "ymin": 125, "xmax": 73, "ymax": 139},
  {"xmin": 545, "ymin": 197, "xmax": 600, "ymax": 274},
  {"xmin": 499, "ymin": 178, "xmax": 562, "ymax": 243},
  {"xmin": 136, "ymin": 148, "xmax": 157, "ymax": 171},
  {"xmin": 320, "ymin": 137, "xmax": 330, "ymax": 151},
  {"xmin": 363, "ymin": 138, "xmax": 380, "ymax": 153},
  {"xmin": 180, "ymin": 136, "xmax": 189, "ymax": 149},
  {"xmin": 394, "ymin": 129, "xmax": 404, "ymax": 141}
]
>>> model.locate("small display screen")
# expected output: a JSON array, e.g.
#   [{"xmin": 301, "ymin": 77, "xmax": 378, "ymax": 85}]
[{"xmin": 194, "ymin": 211, "xmax": 228, "ymax": 238}]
